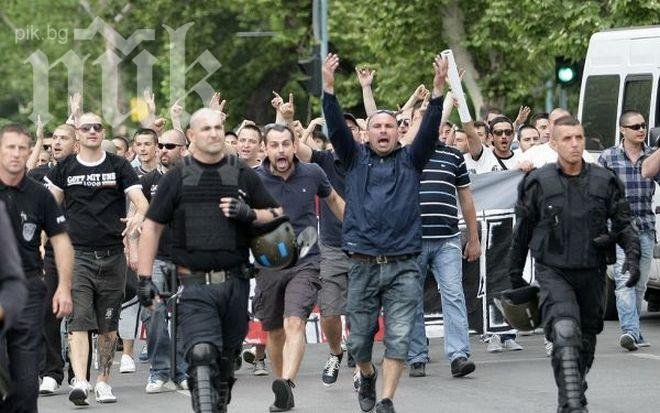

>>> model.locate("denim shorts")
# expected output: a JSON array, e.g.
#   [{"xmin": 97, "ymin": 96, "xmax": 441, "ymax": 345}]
[{"xmin": 346, "ymin": 257, "xmax": 421, "ymax": 362}]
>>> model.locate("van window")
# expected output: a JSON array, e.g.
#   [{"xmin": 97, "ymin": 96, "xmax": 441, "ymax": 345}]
[
  {"xmin": 582, "ymin": 75, "xmax": 619, "ymax": 150},
  {"xmin": 622, "ymin": 74, "xmax": 653, "ymax": 136}
]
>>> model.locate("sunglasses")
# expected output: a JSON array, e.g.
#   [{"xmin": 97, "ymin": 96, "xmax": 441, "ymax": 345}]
[
  {"xmin": 43, "ymin": 144, "xmax": 51, "ymax": 150},
  {"xmin": 492, "ymin": 129, "xmax": 514, "ymax": 137},
  {"xmin": 623, "ymin": 123, "xmax": 646, "ymax": 131},
  {"xmin": 78, "ymin": 123, "xmax": 103, "ymax": 133},
  {"xmin": 397, "ymin": 119, "xmax": 410, "ymax": 127},
  {"xmin": 157, "ymin": 143, "xmax": 183, "ymax": 150}
]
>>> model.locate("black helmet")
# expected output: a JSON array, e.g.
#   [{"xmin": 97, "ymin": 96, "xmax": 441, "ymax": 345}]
[
  {"xmin": 250, "ymin": 216, "xmax": 317, "ymax": 270},
  {"xmin": 493, "ymin": 285, "xmax": 541, "ymax": 332}
]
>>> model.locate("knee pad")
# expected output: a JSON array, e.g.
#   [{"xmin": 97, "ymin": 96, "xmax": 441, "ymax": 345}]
[
  {"xmin": 188, "ymin": 343, "xmax": 219, "ymax": 368},
  {"xmin": 552, "ymin": 318, "xmax": 581, "ymax": 348}
]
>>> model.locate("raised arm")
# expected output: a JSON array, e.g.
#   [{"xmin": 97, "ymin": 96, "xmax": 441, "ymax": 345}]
[
  {"xmin": 26, "ymin": 115, "xmax": 44, "ymax": 171},
  {"xmin": 169, "ymin": 98, "xmax": 184, "ymax": 133},
  {"xmin": 408, "ymin": 54, "xmax": 448, "ymax": 170},
  {"xmin": 322, "ymin": 53, "xmax": 358, "ymax": 165},
  {"xmin": 464, "ymin": 121, "xmax": 483, "ymax": 159},
  {"xmin": 356, "ymin": 67, "xmax": 378, "ymax": 117}
]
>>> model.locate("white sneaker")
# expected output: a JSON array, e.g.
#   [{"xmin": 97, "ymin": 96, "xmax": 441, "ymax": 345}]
[
  {"xmin": 242, "ymin": 346, "xmax": 257, "ymax": 365},
  {"xmin": 69, "ymin": 377, "xmax": 93, "ymax": 391},
  {"xmin": 544, "ymin": 338, "xmax": 554, "ymax": 357},
  {"xmin": 503, "ymin": 338, "xmax": 524, "ymax": 351},
  {"xmin": 486, "ymin": 335, "xmax": 503, "ymax": 353},
  {"xmin": 39, "ymin": 376, "xmax": 60, "ymax": 395},
  {"xmin": 68, "ymin": 379, "xmax": 90, "ymax": 407},
  {"xmin": 145, "ymin": 378, "xmax": 171, "ymax": 394},
  {"xmin": 176, "ymin": 379, "xmax": 189, "ymax": 390},
  {"xmin": 95, "ymin": 381, "xmax": 117, "ymax": 403},
  {"xmin": 119, "ymin": 354, "xmax": 136, "ymax": 373}
]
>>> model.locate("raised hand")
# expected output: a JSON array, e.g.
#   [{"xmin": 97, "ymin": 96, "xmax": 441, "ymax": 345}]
[
  {"xmin": 355, "ymin": 66, "xmax": 375, "ymax": 88},
  {"xmin": 143, "ymin": 89, "xmax": 156, "ymax": 116},
  {"xmin": 323, "ymin": 53, "xmax": 340, "ymax": 94},
  {"xmin": 68, "ymin": 92, "xmax": 82, "ymax": 118},
  {"xmin": 432, "ymin": 54, "xmax": 449, "ymax": 97},
  {"xmin": 170, "ymin": 98, "xmax": 183, "ymax": 121},
  {"xmin": 279, "ymin": 93, "xmax": 294, "ymax": 122},
  {"xmin": 36, "ymin": 114, "xmax": 44, "ymax": 141},
  {"xmin": 515, "ymin": 106, "xmax": 532, "ymax": 126},
  {"xmin": 208, "ymin": 91, "xmax": 224, "ymax": 111}
]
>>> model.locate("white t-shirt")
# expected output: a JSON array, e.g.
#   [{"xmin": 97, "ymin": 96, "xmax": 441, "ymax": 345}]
[
  {"xmin": 519, "ymin": 142, "xmax": 595, "ymax": 168},
  {"xmin": 464, "ymin": 146, "xmax": 522, "ymax": 174}
]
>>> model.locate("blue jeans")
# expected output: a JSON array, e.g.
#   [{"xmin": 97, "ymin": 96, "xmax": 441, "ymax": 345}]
[
  {"xmin": 346, "ymin": 257, "xmax": 421, "ymax": 362},
  {"xmin": 613, "ymin": 230, "xmax": 654, "ymax": 341},
  {"xmin": 142, "ymin": 259, "xmax": 187, "ymax": 382},
  {"xmin": 407, "ymin": 237, "xmax": 471, "ymax": 364}
]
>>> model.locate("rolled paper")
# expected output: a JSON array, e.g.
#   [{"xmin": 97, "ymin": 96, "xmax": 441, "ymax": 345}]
[{"xmin": 440, "ymin": 49, "xmax": 472, "ymax": 123}]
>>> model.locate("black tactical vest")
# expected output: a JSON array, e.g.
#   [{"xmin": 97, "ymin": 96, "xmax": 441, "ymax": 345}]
[
  {"xmin": 175, "ymin": 155, "xmax": 244, "ymax": 252},
  {"xmin": 527, "ymin": 164, "xmax": 613, "ymax": 269}
]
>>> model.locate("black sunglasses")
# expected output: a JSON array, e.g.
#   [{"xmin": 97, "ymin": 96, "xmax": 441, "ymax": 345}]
[
  {"xmin": 43, "ymin": 144, "xmax": 51, "ymax": 150},
  {"xmin": 157, "ymin": 143, "xmax": 183, "ymax": 150},
  {"xmin": 397, "ymin": 119, "xmax": 410, "ymax": 127},
  {"xmin": 492, "ymin": 129, "xmax": 514, "ymax": 137},
  {"xmin": 78, "ymin": 123, "xmax": 103, "ymax": 133},
  {"xmin": 623, "ymin": 123, "xmax": 646, "ymax": 131}
]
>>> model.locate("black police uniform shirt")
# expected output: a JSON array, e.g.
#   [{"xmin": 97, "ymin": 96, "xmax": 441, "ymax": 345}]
[
  {"xmin": 146, "ymin": 155, "xmax": 279, "ymax": 271},
  {"xmin": 28, "ymin": 162, "xmax": 56, "ymax": 258},
  {"xmin": 46, "ymin": 152, "xmax": 141, "ymax": 249},
  {"xmin": 0, "ymin": 201, "xmax": 28, "ymax": 332},
  {"xmin": 0, "ymin": 175, "xmax": 67, "ymax": 272},
  {"xmin": 256, "ymin": 158, "xmax": 333, "ymax": 259},
  {"xmin": 141, "ymin": 168, "xmax": 173, "ymax": 261}
]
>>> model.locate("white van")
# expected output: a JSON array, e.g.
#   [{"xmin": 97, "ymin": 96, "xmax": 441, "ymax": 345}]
[{"xmin": 578, "ymin": 25, "xmax": 660, "ymax": 317}]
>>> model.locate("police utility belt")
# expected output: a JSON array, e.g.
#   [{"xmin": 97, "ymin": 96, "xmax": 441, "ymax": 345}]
[{"xmin": 177, "ymin": 264, "xmax": 255, "ymax": 286}]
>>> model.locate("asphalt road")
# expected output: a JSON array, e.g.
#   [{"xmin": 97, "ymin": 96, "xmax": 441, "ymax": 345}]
[{"xmin": 39, "ymin": 314, "xmax": 660, "ymax": 413}]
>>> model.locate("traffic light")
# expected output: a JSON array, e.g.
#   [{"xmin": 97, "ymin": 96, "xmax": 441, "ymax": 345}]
[
  {"xmin": 298, "ymin": 45, "xmax": 322, "ymax": 97},
  {"xmin": 555, "ymin": 57, "xmax": 581, "ymax": 86}
]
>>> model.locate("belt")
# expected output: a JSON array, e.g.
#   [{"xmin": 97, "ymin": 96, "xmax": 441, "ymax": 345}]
[
  {"xmin": 177, "ymin": 265, "xmax": 254, "ymax": 287},
  {"xmin": 77, "ymin": 246, "xmax": 124, "ymax": 259},
  {"xmin": 349, "ymin": 253, "xmax": 416, "ymax": 264}
]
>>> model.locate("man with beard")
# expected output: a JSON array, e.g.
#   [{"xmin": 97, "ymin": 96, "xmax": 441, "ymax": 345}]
[
  {"xmin": 27, "ymin": 124, "xmax": 79, "ymax": 394},
  {"xmin": 0, "ymin": 123, "xmax": 74, "ymax": 412},
  {"xmin": 322, "ymin": 53, "xmax": 446, "ymax": 413},
  {"xmin": 137, "ymin": 108, "xmax": 282, "ymax": 413},
  {"xmin": 137, "ymin": 129, "xmax": 190, "ymax": 392},
  {"xmin": 46, "ymin": 112, "xmax": 148, "ymax": 405},
  {"xmin": 254, "ymin": 123, "xmax": 344, "ymax": 412}
]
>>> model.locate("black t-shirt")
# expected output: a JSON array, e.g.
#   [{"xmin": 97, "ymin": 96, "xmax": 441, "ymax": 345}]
[
  {"xmin": 46, "ymin": 152, "xmax": 141, "ymax": 249},
  {"xmin": 141, "ymin": 168, "xmax": 173, "ymax": 260},
  {"xmin": 310, "ymin": 150, "xmax": 346, "ymax": 248},
  {"xmin": 146, "ymin": 156, "xmax": 279, "ymax": 270},
  {"xmin": 0, "ymin": 175, "xmax": 67, "ymax": 271}
]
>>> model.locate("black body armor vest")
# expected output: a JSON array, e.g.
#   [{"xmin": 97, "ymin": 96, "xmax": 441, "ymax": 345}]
[{"xmin": 527, "ymin": 164, "xmax": 613, "ymax": 269}]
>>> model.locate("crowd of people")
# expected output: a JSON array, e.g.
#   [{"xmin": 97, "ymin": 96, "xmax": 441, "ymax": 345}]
[{"xmin": 0, "ymin": 50, "xmax": 658, "ymax": 413}]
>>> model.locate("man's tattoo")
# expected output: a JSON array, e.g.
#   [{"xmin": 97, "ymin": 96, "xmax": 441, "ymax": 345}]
[{"xmin": 98, "ymin": 334, "xmax": 118, "ymax": 377}]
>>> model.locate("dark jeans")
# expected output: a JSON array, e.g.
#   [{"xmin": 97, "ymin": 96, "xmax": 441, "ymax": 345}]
[
  {"xmin": 346, "ymin": 258, "xmax": 421, "ymax": 362},
  {"xmin": 0, "ymin": 276, "xmax": 46, "ymax": 413},
  {"xmin": 40, "ymin": 254, "xmax": 65, "ymax": 384}
]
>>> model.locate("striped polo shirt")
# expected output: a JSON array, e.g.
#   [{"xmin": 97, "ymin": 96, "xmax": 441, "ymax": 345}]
[{"xmin": 419, "ymin": 142, "xmax": 470, "ymax": 239}]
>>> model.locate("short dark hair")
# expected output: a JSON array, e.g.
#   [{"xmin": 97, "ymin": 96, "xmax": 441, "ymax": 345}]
[
  {"xmin": 619, "ymin": 110, "xmax": 643, "ymax": 126},
  {"xmin": 553, "ymin": 115, "xmax": 581, "ymax": 128},
  {"xmin": 489, "ymin": 116, "xmax": 513, "ymax": 130},
  {"xmin": 238, "ymin": 124, "xmax": 263, "ymax": 143},
  {"xmin": 0, "ymin": 123, "xmax": 30, "ymax": 143},
  {"xmin": 531, "ymin": 112, "xmax": 549, "ymax": 124},
  {"xmin": 519, "ymin": 125, "xmax": 539, "ymax": 136},
  {"xmin": 481, "ymin": 106, "xmax": 503, "ymax": 119},
  {"xmin": 132, "ymin": 128, "xmax": 158, "ymax": 143},
  {"xmin": 473, "ymin": 120, "xmax": 489, "ymax": 134},
  {"xmin": 112, "ymin": 136, "xmax": 129, "ymax": 150},
  {"xmin": 263, "ymin": 123, "xmax": 294, "ymax": 144}
]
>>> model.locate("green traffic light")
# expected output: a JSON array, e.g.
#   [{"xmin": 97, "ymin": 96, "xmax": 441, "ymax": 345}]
[{"xmin": 557, "ymin": 67, "xmax": 576, "ymax": 84}]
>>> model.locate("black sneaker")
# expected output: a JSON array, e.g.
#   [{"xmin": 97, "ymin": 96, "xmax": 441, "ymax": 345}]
[
  {"xmin": 375, "ymin": 398, "xmax": 396, "ymax": 413},
  {"xmin": 322, "ymin": 352, "xmax": 343, "ymax": 386},
  {"xmin": 233, "ymin": 353, "xmax": 242, "ymax": 371},
  {"xmin": 358, "ymin": 367, "xmax": 377, "ymax": 412},
  {"xmin": 451, "ymin": 357, "xmax": 476, "ymax": 377},
  {"xmin": 269, "ymin": 379, "xmax": 295, "ymax": 412},
  {"xmin": 409, "ymin": 362, "xmax": 426, "ymax": 377}
]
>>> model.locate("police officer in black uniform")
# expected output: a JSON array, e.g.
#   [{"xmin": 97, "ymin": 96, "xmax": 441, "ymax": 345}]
[
  {"xmin": 0, "ymin": 123, "xmax": 74, "ymax": 412},
  {"xmin": 137, "ymin": 108, "xmax": 282, "ymax": 413},
  {"xmin": 507, "ymin": 116, "xmax": 640, "ymax": 413}
]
